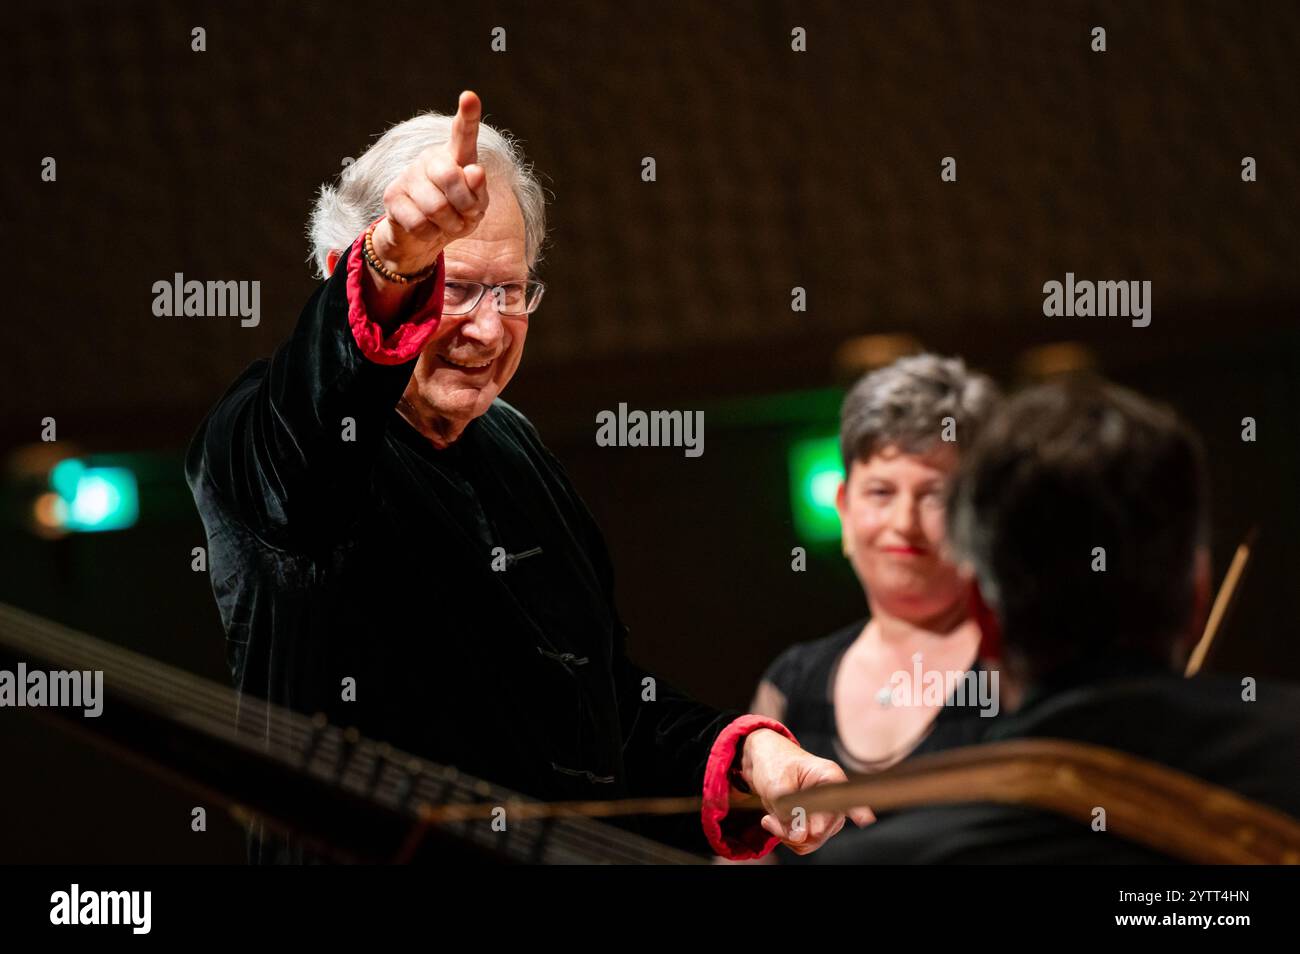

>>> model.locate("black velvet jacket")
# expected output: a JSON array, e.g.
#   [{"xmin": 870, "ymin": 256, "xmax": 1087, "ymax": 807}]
[{"xmin": 185, "ymin": 251, "xmax": 738, "ymax": 859}]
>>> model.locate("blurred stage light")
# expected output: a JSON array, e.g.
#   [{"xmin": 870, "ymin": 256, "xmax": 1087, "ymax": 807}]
[
  {"xmin": 46, "ymin": 459, "xmax": 139, "ymax": 532},
  {"xmin": 31, "ymin": 492, "xmax": 69, "ymax": 534},
  {"xmin": 1017, "ymin": 341, "xmax": 1097, "ymax": 380},
  {"xmin": 833, "ymin": 333, "xmax": 923, "ymax": 378},
  {"xmin": 788, "ymin": 435, "xmax": 843, "ymax": 543}
]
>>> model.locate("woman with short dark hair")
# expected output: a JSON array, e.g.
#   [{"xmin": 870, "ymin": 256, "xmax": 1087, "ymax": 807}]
[{"xmin": 751, "ymin": 354, "xmax": 1002, "ymax": 860}]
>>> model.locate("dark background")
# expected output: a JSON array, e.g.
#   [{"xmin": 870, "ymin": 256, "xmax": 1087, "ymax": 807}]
[{"xmin": 1, "ymin": 0, "xmax": 1297, "ymax": 861}]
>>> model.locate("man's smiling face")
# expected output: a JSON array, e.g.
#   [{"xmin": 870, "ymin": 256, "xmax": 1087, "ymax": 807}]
[{"xmin": 404, "ymin": 177, "xmax": 529, "ymax": 431}]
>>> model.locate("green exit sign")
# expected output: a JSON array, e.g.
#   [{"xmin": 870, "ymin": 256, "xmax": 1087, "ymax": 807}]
[{"xmin": 788, "ymin": 436, "xmax": 844, "ymax": 543}]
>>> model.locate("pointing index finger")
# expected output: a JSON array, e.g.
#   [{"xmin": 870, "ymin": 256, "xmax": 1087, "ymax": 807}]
[{"xmin": 450, "ymin": 90, "xmax": 481, "ymax": 168}]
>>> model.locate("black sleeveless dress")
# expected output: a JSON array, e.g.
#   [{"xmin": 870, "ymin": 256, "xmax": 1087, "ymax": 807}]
[{"xmin": 759, "ymin": 618, "xmax": 1000, "ymax": 862}]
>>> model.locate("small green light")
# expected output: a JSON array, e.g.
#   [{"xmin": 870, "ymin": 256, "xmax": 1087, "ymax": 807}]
[
  {"xmin": 49, "ymin": 461, "xmax": 139, "ymax": 532},
  {"xmin": 788, "ymin": 436, "xmax": 844, "ymax": 543}
]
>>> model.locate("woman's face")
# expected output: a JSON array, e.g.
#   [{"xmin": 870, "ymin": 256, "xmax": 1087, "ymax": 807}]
[{"xmin": 837, "ymin": 443, "xmax": 967, "ymax": 623}]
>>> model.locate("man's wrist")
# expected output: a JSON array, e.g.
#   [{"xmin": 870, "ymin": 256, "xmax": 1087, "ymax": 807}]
[
  {"xmin": 736, "ymin": 727, "xmax": 781, "ymax": 792},
  {"xmin": 729, "ymin": 736, "xmax": 751, "ymax": 793},
  {"xmin": 370, "ymin": 218, "xmax": 443, "ymax": 277},
  {"xmin": 354, "ymin": 230, "xmax": 443, "ymax": 329}
]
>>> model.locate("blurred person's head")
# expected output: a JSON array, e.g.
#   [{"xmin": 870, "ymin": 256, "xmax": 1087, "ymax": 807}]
[
  {"xmin": 945, "ymin": 377, "xmax": 1212, "ymax": 687},
  {"xmin": 837, "ymin": 354, "xmax": 1001, "ymax": 627}
]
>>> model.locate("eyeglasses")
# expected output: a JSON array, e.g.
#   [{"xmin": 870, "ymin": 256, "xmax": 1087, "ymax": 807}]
[{"xmin": 442, "ymin": 280, "xmax": 546, "ymax": 316}]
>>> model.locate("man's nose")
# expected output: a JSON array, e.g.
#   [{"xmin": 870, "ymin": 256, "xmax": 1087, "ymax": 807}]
[{"xmin": 460, "ymin": 293, "xmax": 506, "ymax": 344}]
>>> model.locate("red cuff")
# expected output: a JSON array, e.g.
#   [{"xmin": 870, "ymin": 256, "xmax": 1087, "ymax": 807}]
[
  {"xmin": 345, "ymin": 218, "xmax": 445, "ymax": 365},
  {"xmin": 701, "ymin": 714, "xmax": 798, "ymax": 860}
]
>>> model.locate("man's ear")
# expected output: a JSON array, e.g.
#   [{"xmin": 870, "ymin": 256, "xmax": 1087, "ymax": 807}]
[{"xmin": 325, "ymin": 249, "xmax": 341, "ymax": 277}]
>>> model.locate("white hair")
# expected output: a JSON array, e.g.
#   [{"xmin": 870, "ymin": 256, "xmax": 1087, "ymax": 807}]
[{"xmin": 307, "ymin": 110, "xmax": 548, "ymax": 279}]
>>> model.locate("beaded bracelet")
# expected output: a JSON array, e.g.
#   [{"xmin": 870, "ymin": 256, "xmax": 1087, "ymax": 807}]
[{"xmin": 362, "ymin": 218, "xmax": 439, "ymax": 285}]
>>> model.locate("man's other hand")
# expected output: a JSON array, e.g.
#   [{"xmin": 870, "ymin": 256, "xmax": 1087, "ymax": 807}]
[{"xmin": 741, "ymin": 728, "xmax": 876, "ymax": 855}]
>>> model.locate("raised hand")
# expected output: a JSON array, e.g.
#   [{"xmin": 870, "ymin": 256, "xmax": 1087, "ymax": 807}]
[{"xmin": 371, "ymin": 90, "xmax": 491, "ymax": 276}]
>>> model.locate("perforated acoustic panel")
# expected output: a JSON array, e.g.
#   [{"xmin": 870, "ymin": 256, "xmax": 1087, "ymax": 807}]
[{"xmin": 4, "ymin": 1, "xmax": 1297, "ymax": 443}]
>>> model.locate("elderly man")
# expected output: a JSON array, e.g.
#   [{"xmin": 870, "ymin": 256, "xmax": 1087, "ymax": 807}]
[{"xmin": 186, "ymin": 91, "xmax": 869, "ymax": 862}]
